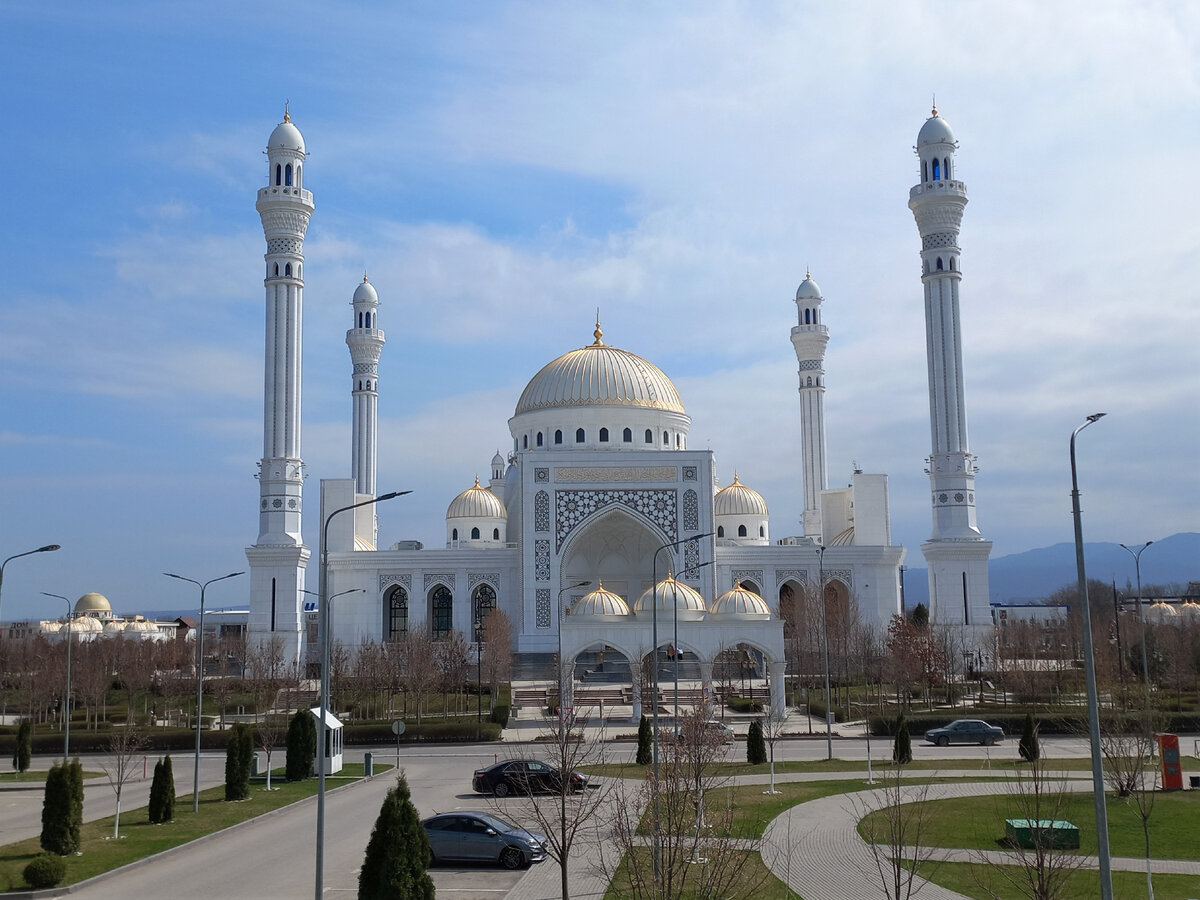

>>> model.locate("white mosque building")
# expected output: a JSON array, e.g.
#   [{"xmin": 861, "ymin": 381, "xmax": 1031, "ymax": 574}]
[{"xmin": 246, "ymin": 105, "xmax": 992, "ymax": 709}]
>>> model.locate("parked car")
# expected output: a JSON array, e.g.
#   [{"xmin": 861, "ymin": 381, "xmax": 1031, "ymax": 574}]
[
  {"xmin": 924, "ymin": 719, "xmax": 1005, "ymax": 746},
  {"xmin": 422, "ymin": 811, "xmax": 547, "ymax": 869},
  {"xmin": 472, "ymin": 758, "xmax": 589, "ymax": 797},
  {"xmin": 669, "ymin": 720, "xmax": 735, "ymax": 744}
]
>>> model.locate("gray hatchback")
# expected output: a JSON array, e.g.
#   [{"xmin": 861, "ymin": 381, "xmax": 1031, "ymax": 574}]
[
  {"xmin": 423, "ymin": 811, "xmax": 547, "ymax": 869},
  {"xmin": 924, "ymin": 718, "xmax": 1004, "ymax": 746}
]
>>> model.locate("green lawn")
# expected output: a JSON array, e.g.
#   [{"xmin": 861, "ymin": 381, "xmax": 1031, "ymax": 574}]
[
  {"xmin": 0, "ymin": 764, "xmax": 389, "ymax": 892},
  {"xmin": 2, "ymin": 770, "xmax": 103, "ymax": 784},
  {"xmin": 913, "ymin": 859, "xmax": 1200, "ymax": 900},
  {"xmin": 860, "ymin": 789, "xmax": 1200, "ymax": 860},
  {"xmin": 603, "ymin": 847, "xmax": 795, "ymax": 900}
]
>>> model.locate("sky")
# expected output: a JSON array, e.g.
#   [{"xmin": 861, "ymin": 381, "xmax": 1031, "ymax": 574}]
[{"xmin": 1, "ymin": 1, "xmax": 1197, "ymax": 622}]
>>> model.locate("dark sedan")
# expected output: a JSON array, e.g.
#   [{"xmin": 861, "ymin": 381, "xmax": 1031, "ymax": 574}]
[
  {"xmin": 472, "ymin": 758, "xmax": 589, "ymax": 797},
  {"xmin": 924, "ymin": 719, "xmax": 1005, "ymax": 746},
  {"xmin": 423, "ymin": 811, "xmax": 547, "ymax": 869}
]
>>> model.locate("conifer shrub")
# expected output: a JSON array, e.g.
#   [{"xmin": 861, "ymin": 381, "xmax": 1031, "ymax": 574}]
[
  {"xmin": 225, "ymin": 723, "xmax": 253, "ymax": 801},
  {"xmin": 14, "ymin": 720, "xmax": 32, "ymax": 773},
  {"xmin": 635, "ymin": 715, "xmax": 652, "ymax": 765},
  {"xmin": 40, "ymin": 763, "xmax": 77, "ymax": 855},
  {"xmin": 746, "ymin": 719, "xmax": 768, "ymax": 765},
  {"xmin": 892, "ymin": 714, "xmax": 912, "ymax": 765},
  {"xmin": 1019, "ymin": 713, "xmax": 1040, "ymax": 762},
  {"xmin": 358, "ymin": 772, "xmax": 435, "ymax": 900},
  {"xmin": 286, "ymin": 709, "xmax": 317, "ymax": 781}
]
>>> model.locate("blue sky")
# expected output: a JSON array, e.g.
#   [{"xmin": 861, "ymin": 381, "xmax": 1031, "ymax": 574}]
[{"xmin": 2, "ymin": 2, "xmax": 1198, "ymax": 621}]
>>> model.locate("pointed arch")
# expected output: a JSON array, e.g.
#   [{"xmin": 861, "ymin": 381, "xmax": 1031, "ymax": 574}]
[
  {"xmin": 429, "ymin": 584, "xmax": 453, "ymax": 639},
  {"xmin": 386, "ymin": 585, "xmax": 408, "ymax": 640}
]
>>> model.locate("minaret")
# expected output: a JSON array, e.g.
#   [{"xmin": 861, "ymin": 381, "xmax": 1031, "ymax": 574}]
[
  {"xmin": 790, "ymin": 271, "xmax": 828, "ymax": 540},
  {"xmin": 346, "ymin": 275, "xmax": 385, "ymax": 544},
  {"xmin": 908, "ymin": 105, "xmax": 992, "ymax": 626},
  {"xmin": 246, "ymin": 106, "xmax": 315, "ymax": 669}
]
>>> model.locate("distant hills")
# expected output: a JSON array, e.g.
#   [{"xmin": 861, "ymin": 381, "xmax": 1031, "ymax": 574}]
[{"xmin": 902, "ymin": 532, "xmax": 1200, "ymax": 609}]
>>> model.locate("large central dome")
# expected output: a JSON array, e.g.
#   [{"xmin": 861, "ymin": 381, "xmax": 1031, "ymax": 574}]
[{"xmin": 515, "ymin": 325, "xmax": 685, "ymax": 416}]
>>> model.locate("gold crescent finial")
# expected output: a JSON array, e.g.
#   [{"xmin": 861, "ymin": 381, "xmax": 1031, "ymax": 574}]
[
  {"xmin": 284, "ymin": 100, "xmax": 291, "ymax": 123},
  {"xmin": 473, "ymin": 475, "xmax": 480, "ymax": 488},
  {"xmin": 732, "ymin": 472, "xmax": 741, "ymax": 484},
  {"xmin": 593, "ymin": 309, "xmax": 603, "ymax": 345}
]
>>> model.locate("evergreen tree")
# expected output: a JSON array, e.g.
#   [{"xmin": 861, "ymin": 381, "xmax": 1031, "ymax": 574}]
[
  {"xmin": 358, "ymin": 771, "xmax": 435, "ymax": 900},
  {"xmin": 161, "ymin": 753, "xmax": 176, "ymax": 821},
  {"xmin": 40, "ymin": 763, "xmax": 78, "ymax": 855},
  {"xmin": 13, "ymin": 721, "xmax": 32, "ymax": 773},
  {"xmin": 148, "ymin": 758, "xmax": 164, "ymax": 823},
  {"xmin": 286, "ymin": 709, "xmax": 317, "ymax": 781},
  {"xmin": 909, "ymin": 603, "xmax": 929, "ymax": 628},
  {"xmin": 892, "ymin": 714, "xmax": 912, "ymax": 765},
  {"xmin": 149, "ymin": 755, "xmax": 176, "ymax": 823},
  {"xmin": 225, "ymin": 723, "xmax": 253, "ymax": 801},
  {"xmin": 635, "ymin": 715, "xmax": 652, "ymax": 766},
  {"xmin": 66, "ymin": 758, "xmax": 83, "ymax": 850},
  {"xmin": 1018, "ymin": 713, "xmax": 1040, "ymax": 763},
  {"xmin": 746, "ymin": 719, "xmax": 767, "ymax": 765}
]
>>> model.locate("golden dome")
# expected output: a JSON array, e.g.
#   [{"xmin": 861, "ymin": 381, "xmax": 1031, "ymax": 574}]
[
  {"xmin": 634, "ymin": 574, "xmax": 707, "ymax": 616},
  {"xmin": 75, "ymin": 592, "xmax": 112, "ymax": 615},
  {"xmin": 709, "ymin": 582, "xmax": 771, "ymax": 619},
  {"xmin": 569, "ymin": 582, "xmax": 631, "ymax": 617},
  {"xmin": 515, "ymin": 329, "xmax": 685, "ymax": 416},
  {"xmin": 446, "ymin": 478, "xmax": 507, "ymax": 519},
  {"xmin": 714, "ymin": 474, "xmax": 769, "ymax": 517}
]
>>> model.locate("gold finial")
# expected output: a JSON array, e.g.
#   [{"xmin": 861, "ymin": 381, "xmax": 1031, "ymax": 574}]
[
  {"xmin": 733, "ymin": 579, "xmax": 743, "ymax": 589},
  {"xmin": 806, "ymin": 267, "xmax": 811, "ymax": 280},
  {"xmin": 363, "ymin": 272, "xmax": 369, "ymax": 283},
  {"xmin": 931, "ymin": 94, "xmax": 938, "ymax": 117},
  {"xmin": 732, "ymin": 472, "xmax": 741, "ymax": 485},
  {"xmin": 473, "ymin": 475, "xmax": 481, "ymax": 488},
  {"xmin": 284, "ymin": 100, "xmax": 291, "ymax": 123},
  {"xmin": 593, "ymin": 309, "xmax": 604, "ymax": 345}
]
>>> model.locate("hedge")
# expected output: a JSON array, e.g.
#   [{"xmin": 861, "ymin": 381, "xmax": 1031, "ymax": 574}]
[
  {"xmin": 341, "ymin": 721, "xmax": 502, "ymax": 744},
  {"xmin": 726, "ymin": 696, "xmax": 764, "ymax": 714},
  {"xmin": 867, "ymin": 712, "xmax": 1200, "ymax": 737}
]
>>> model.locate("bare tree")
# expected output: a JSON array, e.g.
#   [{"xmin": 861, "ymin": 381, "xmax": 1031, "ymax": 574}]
[
  {"xmin": 854, "ymin": 767, "xmax": 938, "ymax": 900},
  {"xmin": 246, "ymin": 635, "xmax": 291, "ymax": 790},
  {"xmin": 760, "ymin": 703, "xmax": 787, "ymax": 795},
  {"xmin": 435, "ymin": 630, "xmax": 471, "ymax": 716},
  {"xmin": 480, "ymin": 608, "xmax": 514, "ymax": 705},
  {"xmin": 1100, "ymin": 709, "xmax": 1162, "ymax": 900},
  {"xmin": 98, "ymin": 726, "xmax": 148, "ymax": 839},
  {"xmin": 402, "ymin": 630, "xmax": 439, "ymax": 724}
]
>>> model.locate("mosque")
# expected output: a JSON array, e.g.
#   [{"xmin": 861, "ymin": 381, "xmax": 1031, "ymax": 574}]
[{"xmin": 246, "ymin": 106, "xmax": 993, "ymax": 711}]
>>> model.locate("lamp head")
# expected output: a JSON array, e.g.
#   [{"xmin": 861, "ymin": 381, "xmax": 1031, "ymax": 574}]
[
  {"xmin": 38, "ymin": 544, "xmax": 61, "ymax": 553},
  {"xmin": 1086, "ymin": 412, "xmax": 1106, "ymax": 424},
  {"xmin": 378, "ymin": 490, "xmax": 413, "ymax": 502}
]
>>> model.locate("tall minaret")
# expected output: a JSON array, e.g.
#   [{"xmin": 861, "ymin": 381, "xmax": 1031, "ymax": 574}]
[
  {"xmin": 246, "ymin": 106, "xmax": 315, "ymax": 669},
  {"xmin": 790, "ymin": 271, "xmax": 828, "ymax": 541},
  {"xmin": 346, "ymin": 275, "xmax": 385, "ymax": 544},
  {"xmin": 908, "ymin": 105, "xmax": 992, "ymax": 626}
]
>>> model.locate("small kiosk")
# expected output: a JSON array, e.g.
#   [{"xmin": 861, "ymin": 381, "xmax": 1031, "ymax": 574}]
[{"xmin": 310, "ymin": 707, "xmax": 344, "ymax": 775}]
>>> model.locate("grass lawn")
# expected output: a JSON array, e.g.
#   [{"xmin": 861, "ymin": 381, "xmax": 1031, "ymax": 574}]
[
  {"xmin": 603, "ymin": 847, "xmax": 795, "ymax": 900},
  {"xmin": 859, "ymin": 789, "xmax": 1200, "ymax": 860},
  {"xmin": 912, "ymin": 859, "xmax": 1200, "ymax": 900},
  {"xmin": 0, "ymin": 763, "xmax": 390, "ymax": 892},
  {"xmin": 2, "ymin": 770, "xmax": 104, "ymax": 784}
]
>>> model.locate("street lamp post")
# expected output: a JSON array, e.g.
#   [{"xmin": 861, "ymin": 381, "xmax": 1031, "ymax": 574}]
[
  {"xmin": 164, "ymin": 571, "xmax": 245, "ymax": 814},
  {"xmin": 41, "ymin": 593, "xmax": 73, "ymax": 758},
  {"xmin": 1070, "ymin": 412, "xmax": 1113, "ymax": 900},
  {"xmin": 556, "ymin": 581, "xmax": 591, "ymax": 723},
  {"xmin": 0, "ymin": 545, "xmax": 61, "ymax": 630},
  {"xmin": 1118, "ymin": 541, "xmax": 1154, "ymax": 694},
  {"xmin": 670, "ymin": 560, "xmax": 715, "ymax": 726},
  {"xmin": 650, "ymin": 531, "xmax": 714, "ymax": 882},
  {"xmin": 474, "ymin": 616, "xmax": 484, "ymax": 735},
  {"xmin": 316, "ymin": 490, "xmax": 408, "ymax": 900},
  {"xmin": 817, "ymin": 544, "xmax": 833, "ymax": 761}
]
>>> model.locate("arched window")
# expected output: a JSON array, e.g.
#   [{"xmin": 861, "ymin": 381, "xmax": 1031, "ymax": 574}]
[
  {"xmin": 645, "ymin": 429, "xmax": 653, "ymax": 443},
  {"xmin": 922, "ymin": 160, "xmax": 928, "ymax": 182},
  {"xmin": 936, "ymin": 257, "xmax": 944, "ymax": 270},
  {"xmin": 285, "ymin": 263, "xmax": 292, "ymax": 276},
  {"xmin": 932, "ymin": 158, "xmax": 941, "ymax": 180},
  {"xmin": 452, "ymin": 528, "xmax": 458, "ymax": 541},
  {"xmin": 295, "ymin": 164, "xmax": 301, "ymax": 186},
  {"xmin": 357, "ymin": 312, "xmax": 363, "ymax": 328},
  {"xmin": 622, "ymin": 428, "xmax": 632, "ymax": 442},
  {"xmin": 717, "ymin": 526, "xmax": 725, "ymax": 538},
  {"xmin": 759, "ymin": 526, "xmax": 765, "ymax": 537},
  {"xmin": 738, "ymin": 524, "xmax": 747, "ymax": 537},
  {"xmin": 554, "ymin": 430, "xmax": 563, "ymax": 445},
  {"xmin": 285, "ymin": 164, "xmax": 293, "ymax": 186},
  {"xmin": 473, "ymin": 583, "xmax": 496, "ymax": 632},
  {"xmin": 805, "ymin": 308, "xmax": 811, "ymax": 324},
  {"xmin": 807, "ymin": 376, "xmax": 813, "ymax": 386},
  {"xmin": 275, "ymin": 164, "xmax": 282, "ymax": 186},
  {"xmin": 387, "ymin": 586, "xmax": 408, "ymax": 640},
  {"xmin": 357, "ymin": 380, "xmax": 363, "ymax": 391},
  {"xmin": 663, "ymin": 430, "xmax": 669, "ymax": 445},
  {"xmin": 949, "ymin": 257, "xmax": 955, "ymax": 271},
  {"xmin": 471, "ymin": 527, "xmax": 481, "ymax": 540},
  {"xmin": 274, "ymin": 263, "xmax": 279, "ymax": 276},
  {"xmin": 575, "ymin": 428, "xmax": 585, "ymax": 443},
  {"xmin": 430, "ymin": 585, "xmax": 453, "ymax": 640},
  {"xmin": 599, "ymin": 427, "xmax": 609, "ymax": 442},
  {"xmin": 943, "ymin": 157, "xmax": 950, "ymax": 179},
  {"xmin": 523, "ymin": 435, "xmax": 528, "ymax": 449},
  {"xmin": 676, "ymin": 435, "xmax": 681, "ymax": 448},
  {"xmin": 492, "ymin": 528, "xmax": 499, "ymax": 540}
]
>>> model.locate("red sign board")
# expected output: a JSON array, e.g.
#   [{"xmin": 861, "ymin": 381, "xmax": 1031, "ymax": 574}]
[{"xmin": 1157, "ymin": 733, "xmax": 1183, "ymax": 791}]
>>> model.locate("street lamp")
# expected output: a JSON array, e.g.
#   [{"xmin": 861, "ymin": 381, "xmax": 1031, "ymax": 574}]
[
  {"xmin": 41, "ymin": 593, "xmax": 73, "ymax": 759},
  {"xmin": 316, "ymin": 490, "xmax": 409, "ymax": 900},
  {"xmin": 817, "ymin": 544, "xmax": 833, "ymax": 761},
  {"xmin": 669, "ymin": 560, "xmax": 715, "ymax": 726},
  {"xmin": 1070, "ymin": 412, "xmax": 1113, "ymax": 900},
  {"xmin": 474, "ymin": 615, "xmax": 484, "ymax": 734},
  {"xmin": 650, "ymin": 531, "xmax": 714, "ymax": 882},
  {"xmin": 556, "ymin": 581, "xmax": 591, "ymax": 722},
  {"xmin": 1, "ymin": 545, "xmax": 61, "ymax": 630},
  {"xmin": 1118, "ymin": 541, "xmax": 1153, "ymax": 693},
  {"xmin": 163, "ymin": 570, "xmax": 245, "ymax": 813}
]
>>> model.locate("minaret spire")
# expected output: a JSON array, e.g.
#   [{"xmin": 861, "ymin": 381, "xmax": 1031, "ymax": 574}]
[
  {"xmin": 347, "ymin": 275, "xmax": 385, "ymax": 543},
  {"xmin": 789, "ymin": 270, "xmax": 829, "ymax": 540},
  {"xmin": 909, "ymin": 105, "xmax": 992, "ymax": 627}
]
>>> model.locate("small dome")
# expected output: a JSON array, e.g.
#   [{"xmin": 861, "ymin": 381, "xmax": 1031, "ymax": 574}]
[
  {"xmin": 795, "ymin": 273, "xmax": 822, "ymax": 302},
  {"xmin": 352, "ymin": 276, "xmax": 378, "ymax": 304},
  {"xmin": 268, "ymin": 118, "xmax": 305, "ymax": 153},
  {"xmin": 515, "ymin": 325, "xmax": 685, "ymax": 416},
  {"xmin": 104, "ymin": 621, "xmax": 127, "ymax": 634},
  {"xmin": 71, "ymin": 616, "xmax": 104, "ymax": 632},
  {"xmin": 353, "ymin": 534, "xmax": 376, "ymax": 551},
  {"xmin": 1179, "ymin": 601, "xmax": 1200, "ymax": 620},
  {"xmin": 917, "ymin": 107, "xmax": 955, "ymax": 147},
  {"xmin": 569, "ymin": 583, "xmax": 630, "ymax": 617},
  {"xmin": 446, "ymin": 478, "xmax": 507, "ymax": 519},
  {"xmin": 709, "ymin": 582, "xmax": 771, "ymax": 619},
  {"xmin": 1147, "ymin": 600, "xmax": 1178, "ymax": 619},
  {"xmin": 75, "ymin": 592, "xmax": 111, "ymax": 614},
  {"xmin": 714, "ymin": 474, "xmax": 769, "ymax": 517},
  {"xmin": 492, "ymin": 450, "xmax": 505, "ymax": 467},
  {"xmin": 634, "ymin": 574, "xmax": 707, "ymax": 616}
]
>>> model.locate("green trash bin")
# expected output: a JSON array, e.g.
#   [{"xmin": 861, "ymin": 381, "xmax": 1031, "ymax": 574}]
[{"xmin": 364, "ymin": 752, "xmax": 373, "ymax": 778}]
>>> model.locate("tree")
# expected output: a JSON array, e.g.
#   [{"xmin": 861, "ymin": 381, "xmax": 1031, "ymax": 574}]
[
  {"xmin": 435, "ymin": 629, "xmax": 471, "ymax": 716},
  {"xmin": 98, "ymin": 726, "xmax": 147, "ymax": 838},
  {"xmin": 402, "ymin": 631, "xmax": 439, "ymax": 724},
  {"xmin": 148, "ymin": 754, "xmax": 176, "ymax": 823},
  {"xmin": 635, "ymin": 715, "xmax": 652, "ymax": 765},
  {"xmin": 1019, "ymin": 713, "xmax": 1040, "ymax": 762},
  {"xmin": 225, "ymin": 722, "xmax": 253, "ymax": 801},
  {"xmin": 760, "ymin": 705, "xmax": 787, "ymax": 794},
  {"xmin": 13, "ymin": 720, "xmax": 32, "ymax": 774},
  {"xmin": 1100, "ymin": 709, "xmax": 1162, "ymax": 900},
  {"xmin": 854, "ymin": 768, "xmax": 938, "ymax": 899},
  {"xmin": 746, "ymin": 718, "xmax": 767, "ymax": 765},
  {"xmin": 286, "ymin": 709, "xmax": 316, "ymax": 781},
  {"xmin": 358, "ymin": 771, "xmax": 435, "ymax": 900},
  {"xmin": 909, "ymin": 602, "xmax": 929, "ymax": 628},
  {"xmin": 40, "ymin": 762, "xmax": 76, "ymax": 855},
  {"xmin": 246, "ymin": 635, "xmax": 290, "ymax": 790},
  {"xmin": 480, "ymin": 608, "xmax": 514, "ymax": 705},
  {"xmin": 892, "ymin": 714, "xmax": 912, "ymax": 765}
]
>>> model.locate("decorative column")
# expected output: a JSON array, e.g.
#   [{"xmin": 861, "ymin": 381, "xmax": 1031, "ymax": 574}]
[
  {"xmin": 790, "ymin": 272, "xmax": 829, "ymax": 541},
  {"xmin": 346, "ymin": 276, "xmax": 385, "ymax": 546},
  {"xmin": 768, "ymin": 659, "xmax": 786, "ymax": 719}
]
